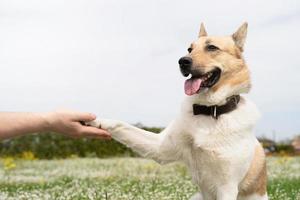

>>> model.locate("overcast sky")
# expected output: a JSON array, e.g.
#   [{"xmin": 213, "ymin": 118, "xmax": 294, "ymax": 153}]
[{"xmin": 0, "ymin": 0, "xmax": 300, "ymax": 141}]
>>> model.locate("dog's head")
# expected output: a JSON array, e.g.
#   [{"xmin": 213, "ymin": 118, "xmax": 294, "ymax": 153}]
[{"xmin": 179, "ymin": 23, "xmax": 251, "ymax": 105}]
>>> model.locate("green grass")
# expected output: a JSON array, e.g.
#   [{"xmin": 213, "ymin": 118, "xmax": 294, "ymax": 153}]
[{"xmin": 0, "ymin": 157, "xmax": 299, "ymax": 199}]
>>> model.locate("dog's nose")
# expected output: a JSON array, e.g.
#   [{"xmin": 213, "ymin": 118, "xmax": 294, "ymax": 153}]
[
  {"xmin": 179, "ymin": 57, "xmax": 192, "ymax": 77},
  {"xmin": 179, "ymin": 56, "xmax": 192, "ymax": 66}
]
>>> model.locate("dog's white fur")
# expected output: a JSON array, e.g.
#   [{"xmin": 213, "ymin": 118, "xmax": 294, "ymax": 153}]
[{"xmin": 88, "ymin": 94, "xmax": 267, "ymax": 200}]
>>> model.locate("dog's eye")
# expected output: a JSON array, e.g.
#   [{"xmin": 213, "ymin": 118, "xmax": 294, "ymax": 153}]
[
  {"xmin": 206, "ymin": 45, "xmax": 219, "ymax": 52},
  {"xmin": 187, "ymin": 47, "xmax": 193, "ymax": 53}
]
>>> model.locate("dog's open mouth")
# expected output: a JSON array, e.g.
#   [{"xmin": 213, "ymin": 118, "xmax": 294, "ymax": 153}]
[{"xmin": 184, "ymin": 68, "xmax": 221, "ymax": 96}]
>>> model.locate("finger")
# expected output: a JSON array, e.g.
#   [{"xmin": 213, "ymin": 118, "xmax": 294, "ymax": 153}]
[
  {"xmin": 71, "ymin": 112, "xmax": 97, "ymax": 122},
  {"xmin": 80, "ymin": 126, "xmax": 111, "ymax": 137}
]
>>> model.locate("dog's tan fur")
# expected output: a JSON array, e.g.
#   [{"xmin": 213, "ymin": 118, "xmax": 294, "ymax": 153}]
[
  {"xmin": 188, "ymin": 23, "xmax": 251, "ymax": 94},
  {"xmin": 188, "ymin": 23, "xmax": 267, "ymax": 198},
  {"xmin": 239, "ymin": 145, "xmax": 267, "ymax": 196}
]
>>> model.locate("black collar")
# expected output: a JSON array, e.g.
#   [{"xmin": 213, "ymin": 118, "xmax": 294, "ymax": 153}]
[{"xmin": 193, "ymin": 95, "xmax": 240, "ymax": 119}]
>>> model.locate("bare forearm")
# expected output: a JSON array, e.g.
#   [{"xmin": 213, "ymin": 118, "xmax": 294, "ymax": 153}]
[
  {"xmin": 0, "ymin": 112, "xmax": 49, "ymax": 139},
  {"xmin": 0, "ymin": 111, "xmax": 111, "ymax": 140}
]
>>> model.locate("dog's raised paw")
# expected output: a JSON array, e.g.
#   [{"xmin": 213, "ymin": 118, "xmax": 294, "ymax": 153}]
[{"xmin": 85, "ymin": 119, "xmax": 102, "ymax": 129}]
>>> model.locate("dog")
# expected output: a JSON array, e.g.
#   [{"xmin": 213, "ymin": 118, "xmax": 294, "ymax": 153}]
[{"xmin": 88, "ymin": 23, "xmax": 268, "ymax": 200}]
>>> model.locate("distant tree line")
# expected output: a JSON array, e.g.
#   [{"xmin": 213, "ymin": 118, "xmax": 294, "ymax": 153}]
[
  {"xmin": 1, "ymin": 125, "xmax": 299, "ymax": 159},
  {"xmin": 0, "ymin": 125, "xmax": 163, "ymax": 159},
  {"xmin": 258, "ymin": 136, "xmax": 300, "ymax": 156}
]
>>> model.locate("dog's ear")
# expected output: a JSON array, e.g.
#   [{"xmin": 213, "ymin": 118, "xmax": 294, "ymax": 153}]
[
  {"xmin": 232, "ymin": 22, "xmax": 248, "ymax": 51},
  {"xmin": 198, "ymin": 23, "xmax": 207, "ymax": 37}
]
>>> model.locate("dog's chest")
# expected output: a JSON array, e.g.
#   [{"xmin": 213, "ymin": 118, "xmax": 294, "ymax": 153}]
[
  {"xmin": 176, "ymin": 113, "xmax": 256, "ymax": 189},
  {"xmin": 168, "ymin": 97, "xmax": 260, "ymax": 192}
]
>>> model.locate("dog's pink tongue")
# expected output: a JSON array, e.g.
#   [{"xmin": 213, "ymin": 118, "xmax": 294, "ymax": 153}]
[{"xmin": 184, "ymin": 78, "xmax": 202, "ymax": 96}]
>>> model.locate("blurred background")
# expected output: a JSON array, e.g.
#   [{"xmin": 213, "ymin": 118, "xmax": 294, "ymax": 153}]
[{"xmin": 0, "ymin": 1, "xmax": 300, "ymax": 199}]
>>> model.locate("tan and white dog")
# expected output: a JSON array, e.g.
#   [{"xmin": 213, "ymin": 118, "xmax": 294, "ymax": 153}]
[{"xmin": 88, "ymin": 23, "xmax": 268, "ymax": 200}]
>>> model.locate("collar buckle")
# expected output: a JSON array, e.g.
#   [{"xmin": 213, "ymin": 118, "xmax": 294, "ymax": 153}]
[{"xmin": 211, "ymin": 106, "xmax": 218, "ymax": 119}]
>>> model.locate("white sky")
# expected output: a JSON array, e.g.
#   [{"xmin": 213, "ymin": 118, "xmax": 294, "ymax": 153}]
[{"xmin": 0, "ymin": 0, "xmax": 300, "ymax": 141}]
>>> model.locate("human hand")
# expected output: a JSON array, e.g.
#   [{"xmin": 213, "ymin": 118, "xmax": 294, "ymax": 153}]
[{"xmin": 43, "ymin": 110, "xmax": 111, "ymax": 139}]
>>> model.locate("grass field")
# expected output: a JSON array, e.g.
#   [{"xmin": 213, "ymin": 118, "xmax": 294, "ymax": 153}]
[{"xmin": 0, "ymin": 157, "xmax": 299, "ymax": 200}]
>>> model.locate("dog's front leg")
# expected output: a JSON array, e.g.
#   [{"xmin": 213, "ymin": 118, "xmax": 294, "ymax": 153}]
[{"xmin": 87, "ymin": 119, "xmax": 178, "ymax": 163}]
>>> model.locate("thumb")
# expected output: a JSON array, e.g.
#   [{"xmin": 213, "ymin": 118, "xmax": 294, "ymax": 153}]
[{"xmin": 71, "ymin": 112, "xmax": 97, "ymax": 122}]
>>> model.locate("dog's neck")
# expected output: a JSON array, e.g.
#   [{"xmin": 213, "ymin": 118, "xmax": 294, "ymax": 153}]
[
  {"xmin": 181, "ymin": 84, "xmax": 249, "ymax": 118},
  {"xmin": 185, "ymin": 84, "xmax": 249, "ymax": 107},
  {"xmin": 192, "ymin": 95, "xmax": 240, "ymax": 119}
]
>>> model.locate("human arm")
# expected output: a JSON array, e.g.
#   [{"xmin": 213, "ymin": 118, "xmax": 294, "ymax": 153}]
[{"xmin": 0, "ymin": 110, "xmax": 111, "ymax": 140}]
